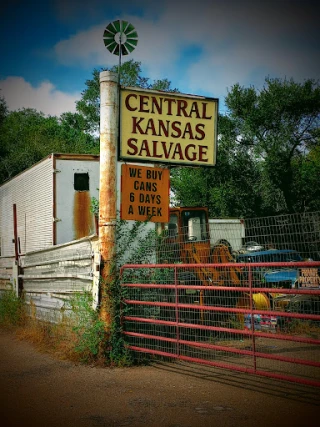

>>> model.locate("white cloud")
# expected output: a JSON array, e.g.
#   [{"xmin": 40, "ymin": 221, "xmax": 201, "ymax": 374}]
[
  {"xmin": 0, "ymin": 77, "xmax": 79, "ymax": 116},
  {"xmin": 53, "ymin": 14, "xmax": 192, "ymax": 82},
  {"xmin": 186, "ymin": 34, "xmax": 320, "ymax": 103},
  {"xmin": 3, "ymin": 1, "xmax": 318, "ymax": 116},
  {"xmin": 51, "ymin": 0, "xmax": 320, "ymax": 95},
  {"xmin": 53, "ymin": 16, "xmax": 179, "ymax": 77},
  {"xmin": 54, "ymin": 23, "xmax": 111, "ymax": 67}
]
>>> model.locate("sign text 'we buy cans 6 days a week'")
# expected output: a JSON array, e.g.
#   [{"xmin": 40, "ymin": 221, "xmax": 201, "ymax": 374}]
[{"xmin": 121, "ymin": 164, "xmax": 169, "ymax": 222}]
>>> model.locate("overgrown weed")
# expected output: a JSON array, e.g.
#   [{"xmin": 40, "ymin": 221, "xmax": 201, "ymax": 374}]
[
  {"xmin": 0, "ymin": 218, "xmax": 158, "ymax": 366},
  {"xmin": 64, "ymin": 292, "xmax": 108, "ymax": 364},
  {"xmin": 0, "ymin": 290, "xmax": 24, "ymax": 327},
  {"xmin": 15, "ymin": 315, "xmax": 76, "ymax": 360},
  {"xmin": 0, "ymin": 291, "xmax": 106, "ymax": 364},
  {"xmin": 285, "ymin": 319, "xmax": 320, "ymax": 337}
]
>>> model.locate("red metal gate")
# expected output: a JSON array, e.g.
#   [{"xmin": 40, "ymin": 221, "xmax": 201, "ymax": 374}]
[{"xmin": 121, "ymin": 262, "xmax": 320, "ymax": 387}]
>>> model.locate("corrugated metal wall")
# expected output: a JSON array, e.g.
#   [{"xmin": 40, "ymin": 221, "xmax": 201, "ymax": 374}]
[
  {"xmin": 0, "ymin": 257, "xmax": 15, "ymax": 296},
  {"xmin": 20, "ymin": 235, "xmax": 100, "ymax": 323},
  {"xmin": 0, "ymin": 156, "xmax": 53, "ymax": 257},
  {"xmin": 209, "ymin": 219, "xmax": 245, "ymax": 251}
]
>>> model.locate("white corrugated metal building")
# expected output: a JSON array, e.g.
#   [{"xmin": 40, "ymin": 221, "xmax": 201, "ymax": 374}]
[
  {"xmin": 0, "ymin": 153, "xmax": 158, "ymax": 319},
  {"xmin": 0, "ymin": 154, "xmax": 101, "ymax": 317},
  {"xmin": 0, "ymin": 153, "xmax": 100, "ymax": 257}
]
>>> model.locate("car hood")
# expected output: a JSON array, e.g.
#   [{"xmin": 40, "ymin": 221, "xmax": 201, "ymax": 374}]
[{"xmin": 264, "ymin": 269, "xmax": 298, "ymax": 284}]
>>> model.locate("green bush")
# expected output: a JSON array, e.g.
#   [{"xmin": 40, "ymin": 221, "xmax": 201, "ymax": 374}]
[
  {"xmin": 65, "ymin": 293, "xmax": 107, "ymax": 363},
  {"xmin": 106, "ymin": 218, "xmax": 159, "ymax": 366},
  {"xmin": 0, "ymin": 290, "xmax": 24, "ymax": 326}
]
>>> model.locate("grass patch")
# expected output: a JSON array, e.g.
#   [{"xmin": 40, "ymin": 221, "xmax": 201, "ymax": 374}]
[{"xmin": 0, "ymin": 291, "xmax": 109, "ymax": 365}]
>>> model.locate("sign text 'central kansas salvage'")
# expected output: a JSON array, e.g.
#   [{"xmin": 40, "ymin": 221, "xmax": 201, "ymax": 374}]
[
  {"xmin": 121, "ymin": 164, "xmax": 169, "ymax": 222},
  {"xmin": 120, "ymin": 89, "xmax": 218, "ymax": 166}
]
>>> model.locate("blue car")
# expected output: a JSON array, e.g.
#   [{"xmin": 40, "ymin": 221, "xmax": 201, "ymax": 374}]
[
  {"xmin": 236, "ymin": 249, "xmax": 320, "ymax": 319},
  {"xmin": 236, "ymin": 249, "xmax": 303, "ymax": 288}
]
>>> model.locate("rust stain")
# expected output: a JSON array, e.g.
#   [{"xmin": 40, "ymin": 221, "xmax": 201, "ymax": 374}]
[{"xmin": 73, "ymin": 191, "xmax": 93, "ymax": 240}]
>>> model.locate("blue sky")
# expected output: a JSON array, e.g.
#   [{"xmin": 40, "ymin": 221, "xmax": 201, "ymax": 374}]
[{"xmin": 1, "ymin": 0, "xmax": 319, "ymax": 116}]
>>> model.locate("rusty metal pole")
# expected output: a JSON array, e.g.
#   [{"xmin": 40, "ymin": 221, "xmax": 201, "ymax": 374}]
[
  {"xmin": 99, "ymin": 71, "xmax": 119, "ymax": 328},
  {"xmin": 13, "ymin": 204, "xmax": 19, "ymax": 262}
]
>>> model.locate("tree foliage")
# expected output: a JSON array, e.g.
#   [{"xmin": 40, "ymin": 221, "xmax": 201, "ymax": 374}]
[
  {"xmin": 291, "ymin": 144, "xmax": 320, "ymax": 212},
  {"xmin": 76, "ymin": 59, "xmax": 177, "ymax": 134},
  {"xmin": 171, "ymin": 115, "xmax": 262, "ymax": 218},
  {"xmin": 0, "ymin": 95, "xmax": 8, "ymax": 125},
  {"xmin": 172, "ymin": 77, "xmax": 320, "ymax": 217},
  {"xmin": 1, "ymin": 68, "xmax": 319, "ymax": 217},
  {"xmin": 225, "ymin": 77, "xmax": 320, "ymax": 214},
  {"xmin": 0, "ymin": 59, "xmax": 176, "ymax": 185},
  {"xmin": 0, "ymin": 96, "xmax": 8, "ymax": 160},
  {"xmin": 0, "ymin": 108, "xmax": 97, "ymax": 184}
]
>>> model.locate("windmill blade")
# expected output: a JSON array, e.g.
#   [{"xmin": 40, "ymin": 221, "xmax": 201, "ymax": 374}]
[
  {"xmin": 103, "ymin": 34, "xmax": 115, "ymax": 43},
  {"xmin": 103, "ymin": 29, "xmax": 113, "ymax": 38},
  {"xmin": 125, "ymin": 41, "xmax": 137, "ymax": 53},
  {"xmin": 106, "ymin": 22, "xmax": 117, "ymax": 35},
  {"xmin": 113, "ymin": 44, "xmax": 120, "ymax": 56},
  {"xmin": 121, "ymin": 44, "xmax": 129, "ymax": 56},
  {"xmin": 112, "ymin": 20, "xmax": 121, "ymax": 33},
  {"xmin": 125, "ymin": 30, "xmax": 138, "ymax": 38},
  {"xmin": 104, "ymin": 40, "xmax": 118, "ymax": 53},
  {"xmin": 126, "ymin": 38, "xmax": 138, "ymax": 47},
  {"xmin": 124, "ymin": 23, "xmax": 135, "ymax": 34},
  {"xmin": 121, "ymin": 20, "xmax": 129, "ymax": 32}
]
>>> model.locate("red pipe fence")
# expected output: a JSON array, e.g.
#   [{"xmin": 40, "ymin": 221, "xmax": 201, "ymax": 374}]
[{"xmin": 120, "ymin": 262, "xmax": 320, "ymax": 387}]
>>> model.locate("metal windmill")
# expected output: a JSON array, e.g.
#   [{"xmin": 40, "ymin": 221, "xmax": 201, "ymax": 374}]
[{"xmin": 103, "ymin": 20, "xmax": 138, "ymax": 84}]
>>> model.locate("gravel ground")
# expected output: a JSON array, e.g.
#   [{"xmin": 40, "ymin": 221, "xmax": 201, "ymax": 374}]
[{"xmin": 0, "ymin": 328, "xmax": 319, "ymax": 427}]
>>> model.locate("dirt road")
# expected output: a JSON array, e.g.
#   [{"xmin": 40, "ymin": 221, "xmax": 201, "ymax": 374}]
[{"xmin": 0, "ymin": 328, "xmax": 319, "ymax": 427}]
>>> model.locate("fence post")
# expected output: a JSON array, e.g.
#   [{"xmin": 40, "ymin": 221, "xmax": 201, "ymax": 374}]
[
  {"xmin": 248, "ymin": 264, "xmax": 257, "ymax": 371},
  {"xmin": 174, "ymin": 265, "xmax": 180, "ymax": 356}
]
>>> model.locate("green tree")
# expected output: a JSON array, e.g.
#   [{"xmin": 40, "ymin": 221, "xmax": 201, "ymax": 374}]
[
  {"xmin": 171, "ymin": 114, "xmax": 262, "ymax": 218},
  {"xmin": 0, "ymin": 96, "xmax": 8, "ymax": 160},
  {"xmin": 225, "ymin": 77, "xmax": 320, "ymax": 213},
  {"xmin": 59, "ymin": 111, "xmax": 98, "ymax": 152},
  {"xmin": 0, "ymin": 95, "xmax": 8, "ymax": 125},
  {"xmin": 0, "ymin": 60, "xmax": 176, "ymax": 185},
  {"xmin": 76, "ymin": 59, "xmax": 177, "ymax": 134},
  {"xmin": 291, "ymin": 144, "xmax": 320, "ymax": 212},
  {"xmin": 0, "ymin": 108, "xmax": 97, "ymax": 184}
]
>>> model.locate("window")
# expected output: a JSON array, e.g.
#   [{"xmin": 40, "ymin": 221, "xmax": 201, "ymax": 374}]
[
  {"xmin": 162, "ymin": 214, "xmax": 178, "ymax": 237},
  {"xmin": 74, "ymin": 173, "xmax": 89, "ymax": 191},
  {"xmin": 181, "ymin": 210, "xmax": 208, "ymax": 241}
]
